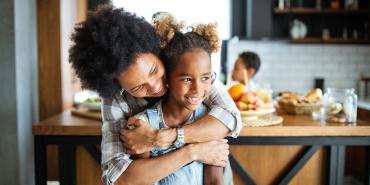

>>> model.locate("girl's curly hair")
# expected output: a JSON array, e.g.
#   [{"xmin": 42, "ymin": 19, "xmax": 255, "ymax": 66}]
[
  {"xmin": 152, "ymin": 13, "xmax": 220, "ymax": 73},
  {"xmin": 69, "ymin": 4, "xmax": 160, "ymax": 98}
]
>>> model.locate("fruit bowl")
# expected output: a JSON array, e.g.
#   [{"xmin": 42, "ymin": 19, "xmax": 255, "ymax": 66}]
[{"xmin": 240, "ymin": 108, "xmax": 276, "ymax": 120}]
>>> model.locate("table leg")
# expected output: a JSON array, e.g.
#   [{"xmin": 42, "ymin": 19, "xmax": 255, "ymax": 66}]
[
  {"xmin": 329, "ymin": 145, "xmax": 345, "ymax": 185},
  {"xmin": 58, "ymin": 144, "xmax": 76, "ymax": 185},
  {"xmin": 337, "ymin": 145, "xmax": 345, "ymax": 185},
  {"xmin": 34, "ymin": 136, "xmax": 47, "ymax": 185},
  {"xmin": 367, "ymin": 146, "xmax": 370, "ymax": 185},
  {"xmin": 329, "ymin": 145, "xmax": 338, "ymax": 185}
]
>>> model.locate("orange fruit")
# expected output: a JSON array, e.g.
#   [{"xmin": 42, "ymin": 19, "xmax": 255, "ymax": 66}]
[{"xmin": 228, "ymin": 83, "xmax": 245, "ymax": 101}]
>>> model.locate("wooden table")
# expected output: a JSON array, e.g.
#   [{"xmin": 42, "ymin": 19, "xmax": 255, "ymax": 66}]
[
  {"xmin": 33, "ymin": 111, "xmax": 102, "ymax": 185},
  {"xmin": 33, "ymin": 111, "xmax": 370, "ymax": 185},
  {"xmin": 229, "ymin": 115, "xmax": 370, "ymax": 185}
]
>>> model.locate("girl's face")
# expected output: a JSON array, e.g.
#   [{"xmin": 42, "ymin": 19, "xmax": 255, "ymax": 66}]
[
  {"xmin": 167, "ymin": 50, "xmax": 213, "ymax": 111},
  {"xmin": 117, "ymin": 53, "xmax": 167, "ymax": 98},
  {"xmin": 231, "ymin": 57, "xmax": 246, "ymax": 82}
]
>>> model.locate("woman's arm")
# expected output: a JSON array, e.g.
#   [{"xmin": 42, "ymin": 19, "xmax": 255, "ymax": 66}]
[
  {"xmin": 115, "ymin": 140, "xmax": 229, "ymax": 185},
  {"xmin": 121, "ymin": 80, "xmax": 242, "ymax": 152}
]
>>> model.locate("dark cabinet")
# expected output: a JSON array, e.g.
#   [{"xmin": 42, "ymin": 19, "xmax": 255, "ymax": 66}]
[{"xmin": 232, "ymin": 0, "xmax": 370, "ymax": 43}]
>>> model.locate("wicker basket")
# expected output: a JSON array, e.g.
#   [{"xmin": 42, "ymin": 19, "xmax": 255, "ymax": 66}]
[{"xmin": 278, "ymin": 100, "xmax": 322, "ymax": 115}]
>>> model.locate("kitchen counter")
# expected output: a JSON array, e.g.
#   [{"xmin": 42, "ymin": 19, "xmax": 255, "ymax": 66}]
[
  {"xmin": 358, "ymin": 99, "xmax": 370, "ymax": 110},
  {"xmin": 32, "ymin": 110, "xmax": 370, "ymax": 185}
]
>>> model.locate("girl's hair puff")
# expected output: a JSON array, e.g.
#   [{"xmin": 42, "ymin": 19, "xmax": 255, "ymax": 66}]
[
  {"xmin": 153, "ymin": 13, "xmax": 220, "ymax": 74},
  {"xmin": 192, "ymin": 23, "xmax": 220, "ymax": 53},
  {"xmin": 152, "ymin": 12, "xmax": 186, "ymax": 49}
]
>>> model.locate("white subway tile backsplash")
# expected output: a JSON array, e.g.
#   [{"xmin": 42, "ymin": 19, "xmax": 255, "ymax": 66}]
[{"xmin": 227, "ymin": 41, "xmax": 370, "ymax": 92}]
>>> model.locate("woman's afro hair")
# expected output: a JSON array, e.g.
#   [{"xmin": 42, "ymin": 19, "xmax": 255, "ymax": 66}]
[{"xmin": 69, "ymin": 4, "xmax": 160, "ymax": 98}]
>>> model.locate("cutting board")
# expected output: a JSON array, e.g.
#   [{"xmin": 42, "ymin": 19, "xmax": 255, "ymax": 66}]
[{"xmin": 71, "ymin": 108, "xmax": 102, "ymax": 121}]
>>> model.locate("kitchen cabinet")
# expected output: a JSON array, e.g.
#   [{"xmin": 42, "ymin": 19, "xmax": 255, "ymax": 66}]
[
  {"xmin": 232, "ymin": 0, "xmax": 370, "ymax": 43},
  {"xmin": 272, "ymin": 0, "xmax": 370, "ymax": 44}
]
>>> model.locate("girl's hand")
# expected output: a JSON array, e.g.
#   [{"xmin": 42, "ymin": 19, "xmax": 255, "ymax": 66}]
[
  {"xmin": 120, "ymin": 118, "xmax": 158, "ymax": 154},
  {"xmin": 190, "ymin": 139, "xmax": 229, "ymax": 167}
]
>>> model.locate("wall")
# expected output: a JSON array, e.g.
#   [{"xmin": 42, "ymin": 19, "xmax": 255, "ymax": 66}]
[
  {"xmin": 227, "ymin": 40, "xmax": 370, "ymax": 94},
  {"xmin": 0, "ymin": 0, "xmax": 38, "ymax": 184}
]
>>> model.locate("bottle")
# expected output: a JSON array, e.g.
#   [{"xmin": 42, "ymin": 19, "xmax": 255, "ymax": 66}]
[
  {"xmin": 323, "ymin": 88, "xmax": 358, "ymax": 124},
  {"xmin": 279, "ymin": 0, "xmax": 285, "ymax": 9}
]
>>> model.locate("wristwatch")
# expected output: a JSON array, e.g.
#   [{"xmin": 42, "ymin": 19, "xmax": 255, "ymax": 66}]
[{"xmin": 174, "ymin": 127, "xmax": 185, "ymax": 148}]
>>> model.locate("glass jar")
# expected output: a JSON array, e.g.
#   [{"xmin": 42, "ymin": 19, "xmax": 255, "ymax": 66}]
[{"xmin": 323, "ymin": 88, "xmax": 357, "ymax": 124}]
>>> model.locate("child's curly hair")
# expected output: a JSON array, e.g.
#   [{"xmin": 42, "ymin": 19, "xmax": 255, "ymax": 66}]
[
  {"xmin": 153, "ymin": 13, "xmax": 220, "ymax": 73},
  {"xmin": 69, "ymin": 4, "xmax": 160, "ymax": 98}
]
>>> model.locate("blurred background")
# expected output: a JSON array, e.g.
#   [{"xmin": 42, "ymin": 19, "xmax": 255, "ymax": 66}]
[{"xmin": 1, "ymin": 0, "xmax": 369, "ymax": 185}]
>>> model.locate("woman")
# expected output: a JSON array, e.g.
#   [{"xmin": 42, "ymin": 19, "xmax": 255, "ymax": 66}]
[{"xmin": 69, "ymin": 5, "xmax": 242, "ymax": 185}]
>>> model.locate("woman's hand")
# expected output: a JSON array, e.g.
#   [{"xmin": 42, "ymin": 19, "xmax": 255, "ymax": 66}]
[
  {"xmin": 120, "ymin": 118, "xmax": 158, "ymax": 154},
  {"xmin": 190, "ymin": 139, "xmax": 229, "ymax": 167}
]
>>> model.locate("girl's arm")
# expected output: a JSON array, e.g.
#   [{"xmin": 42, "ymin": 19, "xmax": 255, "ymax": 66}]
[
  {"xmin": 115, "ymin": 140, "xmax": 229, "ymax": 185},
  {"xmin": 204, "ymin": 165, "xmax": 224, "ymax": 185}
]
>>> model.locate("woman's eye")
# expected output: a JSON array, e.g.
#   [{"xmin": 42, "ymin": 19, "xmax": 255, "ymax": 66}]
[
  {"xmin": 132, "ymin": 85, "xmax": 143, "ymax": 92},
  {"xmin": 151, "ymin": 66, "xmax": 157, "ymax": 74}
]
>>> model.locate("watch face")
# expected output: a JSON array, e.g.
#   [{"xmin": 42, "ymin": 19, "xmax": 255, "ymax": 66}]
[{"xmin": 175, "ymin": 127, "xmax": 185, "ymax": 148}]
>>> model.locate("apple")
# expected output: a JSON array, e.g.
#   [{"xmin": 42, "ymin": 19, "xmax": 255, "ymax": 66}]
[
  {"xmin": 240, "ymin": 92, "xmax": 256, "ymax": 104},
  {"xmin": 235, "ymin": 101, "xmax": 248, "ymax": 111}
]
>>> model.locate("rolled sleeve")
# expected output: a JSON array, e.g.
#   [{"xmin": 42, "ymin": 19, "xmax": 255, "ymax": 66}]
[
  {"xmin": 101, "ymin": 95, "xmax": 132, "ymax": 184},
  {"xmin": 208, "ymin": 105, "xmax": 241, "ymax": 138},
  {"xmin": 204, "ymin": 80, "xmax": 242, "ymax": 138},
  {"xmin": 102, "ymin": 156, "xmax": 133, "ymax": 185}
]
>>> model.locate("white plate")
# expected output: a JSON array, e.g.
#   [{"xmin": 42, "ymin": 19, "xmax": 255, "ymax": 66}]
[
  {"xmin": 80, "ymin": 102, "xmax": 101, "ymax": 111},
  {"xmin": 240, "ymin": 108, "xmax": 276, "ymax": 120}
]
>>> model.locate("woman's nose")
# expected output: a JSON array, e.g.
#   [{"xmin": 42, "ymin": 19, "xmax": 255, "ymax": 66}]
[{"xmin": 147, "ymin": 77, "xmax": 162, "ymax": 94}]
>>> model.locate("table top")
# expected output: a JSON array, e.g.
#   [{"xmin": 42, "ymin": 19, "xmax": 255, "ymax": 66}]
[{"xmin": 32, "ymin": 110, "xmax": 370, "ymax": 137}]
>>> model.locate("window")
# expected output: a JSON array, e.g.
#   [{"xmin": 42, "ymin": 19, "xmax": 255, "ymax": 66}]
[
  {"xmin": 113, "ymin": 0, "xmax": 231, "ymax": 76},
  {"xmin": 113, "ymin": 0, "xmax": 230, "ymax": 39}
]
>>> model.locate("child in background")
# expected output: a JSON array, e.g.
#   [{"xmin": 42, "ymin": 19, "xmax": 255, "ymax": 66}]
[
  {"xmin": 132, "ymin": 14, "xmax": 230, "ymax": 185},
  {"xmin": 231, "ymin": 51, "xmax": 261, "ymax": 87}
]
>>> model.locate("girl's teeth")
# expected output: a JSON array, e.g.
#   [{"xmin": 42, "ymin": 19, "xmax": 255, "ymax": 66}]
[{"xmin": 188, "ymin": 97, "xmax": 200, "ymax": 102}]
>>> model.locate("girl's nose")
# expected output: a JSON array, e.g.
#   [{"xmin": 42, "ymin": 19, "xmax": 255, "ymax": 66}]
[{"xmin": 190, "ymin": 80, "xmax": 201, "ymax": 94}]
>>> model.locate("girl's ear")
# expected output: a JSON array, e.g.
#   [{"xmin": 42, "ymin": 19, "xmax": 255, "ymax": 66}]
[{"xmin": 247, "ymin": 68, "xmax": 256, "ymax": 78}]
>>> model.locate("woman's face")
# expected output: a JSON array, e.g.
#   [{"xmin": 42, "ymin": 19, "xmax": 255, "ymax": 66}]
[
  {"xmin": 167, "ymin": 50, "xmax": 213, "ymax": 111},
  {"xmin": 117, "ymin": 53, "xmax": 167, "ymax": 98}
]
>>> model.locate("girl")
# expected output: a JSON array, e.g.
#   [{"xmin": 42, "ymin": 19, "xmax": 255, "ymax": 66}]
[{"xmin": 132, "ymin": 13, "xmax": 228, "ymax": 185}]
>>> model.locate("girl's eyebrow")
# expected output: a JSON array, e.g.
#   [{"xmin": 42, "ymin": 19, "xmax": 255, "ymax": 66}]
[{"xmin": 178, "ymin": 72, "xmax": 212, "ymax": 76}]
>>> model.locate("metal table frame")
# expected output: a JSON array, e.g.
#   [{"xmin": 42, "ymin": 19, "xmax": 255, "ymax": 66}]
[
  {"xmin": 34, "ymin": 135, "xmax": 370, "ymax": 185},
  {"xmin": 228, "ymin": 136, "xmax": 370, "ymax": 185}
]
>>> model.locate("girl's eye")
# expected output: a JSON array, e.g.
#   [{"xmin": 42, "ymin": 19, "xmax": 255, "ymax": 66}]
[
  {"xmin": 181, "ymin": 78, "xmax": 192, "ymax": 83},
  {"xmin": 202, "ymin": 76, "xmax": 211, "ymax": 81}
]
